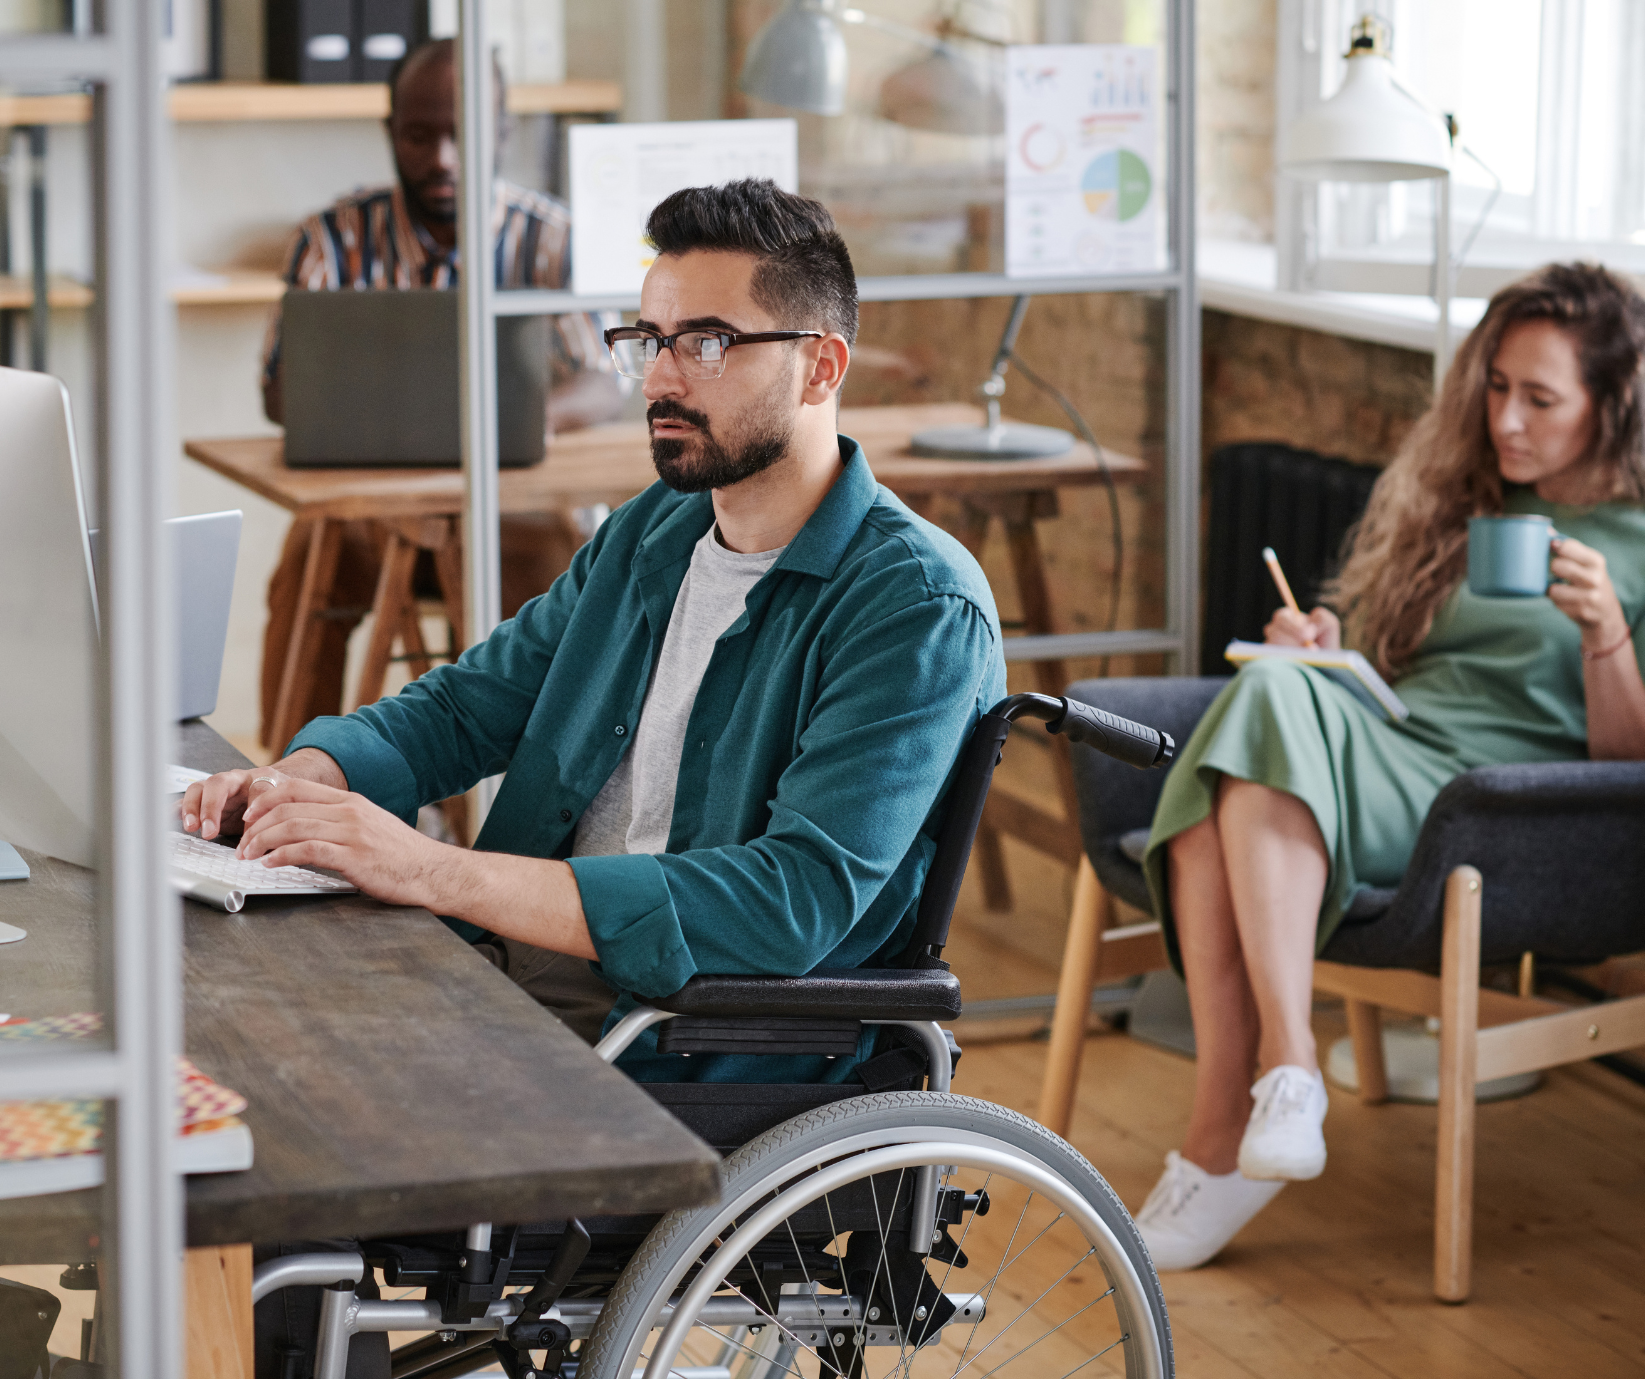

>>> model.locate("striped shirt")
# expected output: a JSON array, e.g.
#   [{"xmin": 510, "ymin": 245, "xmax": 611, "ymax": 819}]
[{"xmin": 262, "ymin": 180, "xmax": 619, "ymax": 390}]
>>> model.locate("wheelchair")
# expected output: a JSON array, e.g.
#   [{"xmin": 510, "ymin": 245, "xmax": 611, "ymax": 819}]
[{"xmin": 254, "ymin": 693, "xmax": 1179, "ymax": 1379}]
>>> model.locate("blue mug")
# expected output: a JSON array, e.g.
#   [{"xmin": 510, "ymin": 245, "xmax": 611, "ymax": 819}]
[{"xmin": 1467, "ymin": 515, "xmax": 1561, "ymax": 598}]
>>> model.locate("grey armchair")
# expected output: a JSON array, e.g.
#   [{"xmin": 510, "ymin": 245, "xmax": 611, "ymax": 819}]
[{"xmin": 1037, "ymin": 675, "xmax": 1645, "ymax": 1302}]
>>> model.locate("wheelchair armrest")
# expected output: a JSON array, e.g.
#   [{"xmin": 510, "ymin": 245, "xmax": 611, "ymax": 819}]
[{"xmin": 652, "ymin": 968, "xmax": 963, "ymax": 1022}]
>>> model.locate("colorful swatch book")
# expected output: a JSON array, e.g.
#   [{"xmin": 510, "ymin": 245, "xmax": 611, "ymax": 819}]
[{"xmin": 0, "ymin": 1013, "xmax": 253, "ymax": 1197}]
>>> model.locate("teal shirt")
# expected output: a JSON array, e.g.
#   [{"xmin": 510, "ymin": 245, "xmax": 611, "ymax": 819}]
[{"xmin": 290, "ymin": 437, "xmax": 1006, "ymax": 1082}]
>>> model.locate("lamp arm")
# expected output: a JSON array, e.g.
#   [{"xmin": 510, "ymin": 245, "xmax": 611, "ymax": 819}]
[
  {"xmin": 1382, "ymin": 71, "xmax": 1503, "ymax": 274},
  {"xmin": 1450, "ymin": 142, "xmax": 1501, "ymax": 271}
]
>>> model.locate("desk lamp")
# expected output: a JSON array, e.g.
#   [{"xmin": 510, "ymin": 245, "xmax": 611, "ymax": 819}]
[
  {"xmin": 1278, "ymin": 14, "xmax": 1455, "ymax": 384},
  {"xmin": 908, "ymin": 295, "xmax": 1074, "ymax": 458}
]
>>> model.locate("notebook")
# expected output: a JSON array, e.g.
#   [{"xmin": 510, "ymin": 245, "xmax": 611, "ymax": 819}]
[
  {"xmin": 1224, "ymin": 640, "xmax": 1410, "ymax": 722},
  {"xmin": 0, "ymin": 1013, "xmax": 254, "ymax": 1199}
]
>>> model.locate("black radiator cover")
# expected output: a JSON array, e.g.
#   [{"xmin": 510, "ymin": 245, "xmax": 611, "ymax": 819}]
[{"xmin": 1202, "ymin": 441, "xmax": 1381, "ymax": 669}]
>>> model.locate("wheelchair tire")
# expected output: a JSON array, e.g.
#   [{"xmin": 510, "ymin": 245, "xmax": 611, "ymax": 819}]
[{"xmin": 580, "ymin": 1090, "xmax": 1171, "ymax": 1379}]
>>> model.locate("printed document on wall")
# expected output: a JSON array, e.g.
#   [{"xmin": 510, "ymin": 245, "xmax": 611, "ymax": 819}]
[
  {"xmin": 1005, "ymin": 45, "xmax": 1164, "ymax": 278},
  {"xmin": 570, "ymin": 121, "xmax": 798, "ymax": 297}
]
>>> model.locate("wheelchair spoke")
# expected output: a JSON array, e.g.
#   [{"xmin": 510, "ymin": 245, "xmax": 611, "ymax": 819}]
[
  {"xmin": 938, "ymin": 1246, "xmax": 1101, "ymax": 1379},
  {"xmin": 1053, "ymin": 1330, "xmax": 1130, "ymax": 1379},
  {"xmin": 974, "ymin": 1288, "xmax": 1111, "ymax": 1379},
  {"xmin": 585, "ymin": 1099, "xmax": 1166, "ymax": 1379}
]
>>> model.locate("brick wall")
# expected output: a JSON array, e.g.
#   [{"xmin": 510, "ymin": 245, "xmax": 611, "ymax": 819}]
[{"xmin": 1202, "ymin": 309, "xmax": 1433, "ymax": 466}]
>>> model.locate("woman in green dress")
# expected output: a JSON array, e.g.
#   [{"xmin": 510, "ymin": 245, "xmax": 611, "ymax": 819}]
[{"xmin": 1134, "ymin": 263, "xmax": 1645, "ymax": 1271}]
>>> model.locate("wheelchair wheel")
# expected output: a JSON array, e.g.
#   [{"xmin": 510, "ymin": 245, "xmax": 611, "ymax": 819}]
[{"xmin": 580, "ymin": 1091, "xmax": 1170, "ymax": 1379}]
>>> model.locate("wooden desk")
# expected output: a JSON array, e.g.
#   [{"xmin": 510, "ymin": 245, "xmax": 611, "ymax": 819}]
[
  {"xmin": 184, "ymin": 405, "xmax": 1143, "ymax": 892},
  {"xmin": 0, "ymin": 721, "xmax": 719, "ymax": 1371}
]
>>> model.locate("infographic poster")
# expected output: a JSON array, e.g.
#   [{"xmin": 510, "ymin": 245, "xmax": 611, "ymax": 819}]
[{"xmin": 1005, "ymin": 45, "xmax": 1163, "ymax": 278}]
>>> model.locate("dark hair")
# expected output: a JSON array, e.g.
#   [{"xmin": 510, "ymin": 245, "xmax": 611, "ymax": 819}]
[
  {"xmin": 386, "ymin": 37, "xmax": 507, "ymax": 124},
  {"xmin": 645, "ymin": 180, "xmax": 858, "ymax": 344}
]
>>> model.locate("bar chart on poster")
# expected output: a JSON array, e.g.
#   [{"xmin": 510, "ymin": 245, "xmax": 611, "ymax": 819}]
[
  {"xmin": 1005, "ymin": 45, "xmax": 1164, "ymax": 278},
  {"xmin": 569, "ymin": 119, "xmax": 799, "ymax": 296}
]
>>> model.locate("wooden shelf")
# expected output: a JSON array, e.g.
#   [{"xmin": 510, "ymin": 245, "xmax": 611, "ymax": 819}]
[
  {"xmin": 0, "ymin": 79, "xmax": 620, "ymax": 127},
  {"xmin": 0, "ymin": 274, "xmax": 93, "ymax": 309},
  {"xmin": 0, "ymin": 269, "xmax": 287, "ymax": 309}
]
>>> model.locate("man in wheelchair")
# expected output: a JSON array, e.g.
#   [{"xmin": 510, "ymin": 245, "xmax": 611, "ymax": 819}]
[{"xmin": 184, "ymin": 180, "xmax": 1173, "ymax": 1379}]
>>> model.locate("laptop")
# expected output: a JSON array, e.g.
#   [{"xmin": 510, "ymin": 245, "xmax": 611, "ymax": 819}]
[
  {"xmin": 88, "ymin": 511, "xmax": 243, "ymax": 722},
  {"xmin": 279, "ymin": 289, "xmax": 553, "ymax": 468}
]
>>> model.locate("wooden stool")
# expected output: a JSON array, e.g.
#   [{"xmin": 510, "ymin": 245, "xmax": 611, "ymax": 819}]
[{"xmin": 902, "ymin": 487, "xmax": 1086, "ymax": 908}]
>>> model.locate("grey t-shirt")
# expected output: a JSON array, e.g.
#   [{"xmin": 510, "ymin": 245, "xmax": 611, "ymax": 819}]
[{"xmin": 573, "ymin": 525, "xmax": 785, "ymax": 857}]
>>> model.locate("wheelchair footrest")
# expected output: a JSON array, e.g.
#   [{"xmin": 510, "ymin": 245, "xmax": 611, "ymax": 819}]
[{"xmin": 657, "ymin": 1015, "xmax": 863, "ymax": 1057}]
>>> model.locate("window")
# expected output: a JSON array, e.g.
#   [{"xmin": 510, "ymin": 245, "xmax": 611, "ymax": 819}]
[{"xmin": 1276, "ymin": 0, "xmax": 1645, "ymax": 297}]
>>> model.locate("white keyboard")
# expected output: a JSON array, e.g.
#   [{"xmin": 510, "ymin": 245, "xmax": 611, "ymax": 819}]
[{"xmin": 169, "ymin": 832, "xmax": 357, "ymax": 913}]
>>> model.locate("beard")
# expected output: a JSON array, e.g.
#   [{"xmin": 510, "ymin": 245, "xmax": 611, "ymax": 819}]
[
  {"xmin": 396, "ymin": 163, "xmax": 458, "ymax": 225},
  {"xmin": 648, "ymin": 391, "xmax": 794, "ymax": 493}
]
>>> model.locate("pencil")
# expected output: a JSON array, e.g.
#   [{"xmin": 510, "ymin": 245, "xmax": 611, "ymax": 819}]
[
  {"xmin": 1261, "ymin": 546, "xmax": 1301, "ymax": 616},
  {"xmin": 1262, "ymin": 546, "xmax": 1316, "ymax": 647}
]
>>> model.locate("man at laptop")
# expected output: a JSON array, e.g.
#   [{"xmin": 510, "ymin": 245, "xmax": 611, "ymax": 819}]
[
  {"xmin": 257, "ymin": 35, "xmax": 626, "ymax": 751},
  {"xmin": 186, "ymin": 179, "xmax": 1005, "ymax": 1070}
]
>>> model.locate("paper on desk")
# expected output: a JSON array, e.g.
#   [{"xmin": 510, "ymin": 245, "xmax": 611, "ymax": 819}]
[{"xmin": 167, "ymin": 764, "xmax": 211, "ymax": 794}]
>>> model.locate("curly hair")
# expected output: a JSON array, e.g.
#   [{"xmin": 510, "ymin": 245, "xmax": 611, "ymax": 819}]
[{"xmin": 1328, "ymin": 262, "xmax": 1645, "ymax": 675}]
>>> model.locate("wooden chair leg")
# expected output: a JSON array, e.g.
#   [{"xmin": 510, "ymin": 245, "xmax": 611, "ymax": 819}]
[
  {"xmin": 1436, "ymin": 865, "xmax": 1482, "ymax": 1304},
  {"xmin": 1344, "ymin": 999, "xmax": 1389, "ymax": 1104},
  {"xmin": 1038, "ymin": 855, "xmax": 1111, "ymax": 1138}
]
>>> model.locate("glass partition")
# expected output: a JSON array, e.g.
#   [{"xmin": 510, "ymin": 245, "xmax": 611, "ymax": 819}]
[{"xmin": 0, "ymin": 6, "xmax": 183, "ymax": 1375}]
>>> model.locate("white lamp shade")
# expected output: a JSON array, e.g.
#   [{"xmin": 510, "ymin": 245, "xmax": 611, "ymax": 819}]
[
  {"xmin": 1279, "ymin": 52, "xmax": 1451, "ymax": 182},
  {"xmin": 738, "ymin": 0, "xmax": 849, "ymax": 117},
  {"xmin": 878, "ymin": 45, "xmax": 1002, "ymax": 135}
]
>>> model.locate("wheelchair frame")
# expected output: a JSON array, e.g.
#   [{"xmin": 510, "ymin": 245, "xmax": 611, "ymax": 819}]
[{"xmin": 252, "ymin": 693, "xmax": 1176, "ymax": 1379}]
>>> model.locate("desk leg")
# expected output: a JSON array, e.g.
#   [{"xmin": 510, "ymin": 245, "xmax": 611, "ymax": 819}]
[
  {"xmin": 432, "ymin": 519, "xmax": 466, "ymax": 653},
  {"xmin": 271, "ymin": 519, "xmax": 344, "ymax": 755},
  {"xmin": 954, "ymin": 494, "xmax": 1085, "ymax": 908},
  {"xmin": 185, "ymin": 1243, "xmax": 252, "ymax": 1379},
  {"xmin": 1003, "ymin": 508, "xmax": 1084, "ymax": 853},
  {"xmin": 354, "ymin": 528, "xmax": 420, "ymax": 712}
]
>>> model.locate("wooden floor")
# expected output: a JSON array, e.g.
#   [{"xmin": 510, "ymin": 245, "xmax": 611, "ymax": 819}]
[{"xmin": 941, "ymin": 880, "xmax": 1645, "ymax": 1379}]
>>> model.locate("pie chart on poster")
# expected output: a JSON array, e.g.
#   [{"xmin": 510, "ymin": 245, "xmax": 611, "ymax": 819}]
[{"xmin": 1081, "ymin": 149, "xmax": 1152, "ymax": 220}]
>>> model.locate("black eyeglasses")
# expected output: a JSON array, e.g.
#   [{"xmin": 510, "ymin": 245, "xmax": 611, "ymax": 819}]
[{"xmin": 604, "ymin": 326, "xmax": 824, "ymax": 380}]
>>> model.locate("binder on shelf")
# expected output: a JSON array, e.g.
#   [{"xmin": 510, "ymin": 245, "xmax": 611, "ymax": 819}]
[{"xmin": 267, "ymin": 0, "xmax": 429, "ymax": 84}]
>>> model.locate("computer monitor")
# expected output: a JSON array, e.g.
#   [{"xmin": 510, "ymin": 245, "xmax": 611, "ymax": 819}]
[
  {"xmin": 0, "ymin": 367, "xmax": 99, "ymax": 868},
  {"xmin": 88, "ymin": 511, "xmax": 243, "ymax": 722},
  {"xmin": 0, "ymin": 367, "xmax": 243, "ymax": 867}
]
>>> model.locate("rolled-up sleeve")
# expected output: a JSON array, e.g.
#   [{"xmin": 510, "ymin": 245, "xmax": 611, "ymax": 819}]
[{"xmin": 569, "ymin": 590, "xmax": 1001, "ymax": 997}]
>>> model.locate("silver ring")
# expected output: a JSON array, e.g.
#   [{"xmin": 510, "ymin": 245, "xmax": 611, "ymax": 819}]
[{"xmin": 251, "ymin": 775, "xmax": 279, "ymax": 787}]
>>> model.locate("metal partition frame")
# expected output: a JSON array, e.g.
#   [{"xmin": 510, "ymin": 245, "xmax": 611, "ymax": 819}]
[
  {"xmin": 0, "ymin": 3, "xmax": 182, "ymax": 1374},
  {"xmin": 459, "ymin": 0, "xmax": 1200, "ymax": 675}
]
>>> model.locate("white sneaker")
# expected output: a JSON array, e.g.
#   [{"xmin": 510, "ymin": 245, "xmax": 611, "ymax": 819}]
[
  {"xmin": 1237, "ymin": 1064, "xmax": 1329, "ymax": 1181},
  {"xmin": 1133, "ymin": 1150, "xmax": 1285, "ymax": 1271}
]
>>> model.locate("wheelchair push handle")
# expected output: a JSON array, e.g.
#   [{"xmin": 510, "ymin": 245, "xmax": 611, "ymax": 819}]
[{"xmin": 995, "ymin": 692, "xmax": 1175, "ymax": 770}]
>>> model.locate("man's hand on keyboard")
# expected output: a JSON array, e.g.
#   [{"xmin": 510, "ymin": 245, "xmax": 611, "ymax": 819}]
[
  {"xmin": 179, "ymin": 748, "xmax": 347, "ymax": 842},
  {"xmin": 235, "ymin": 775, "xmax": 448, "ymax": 909}
]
